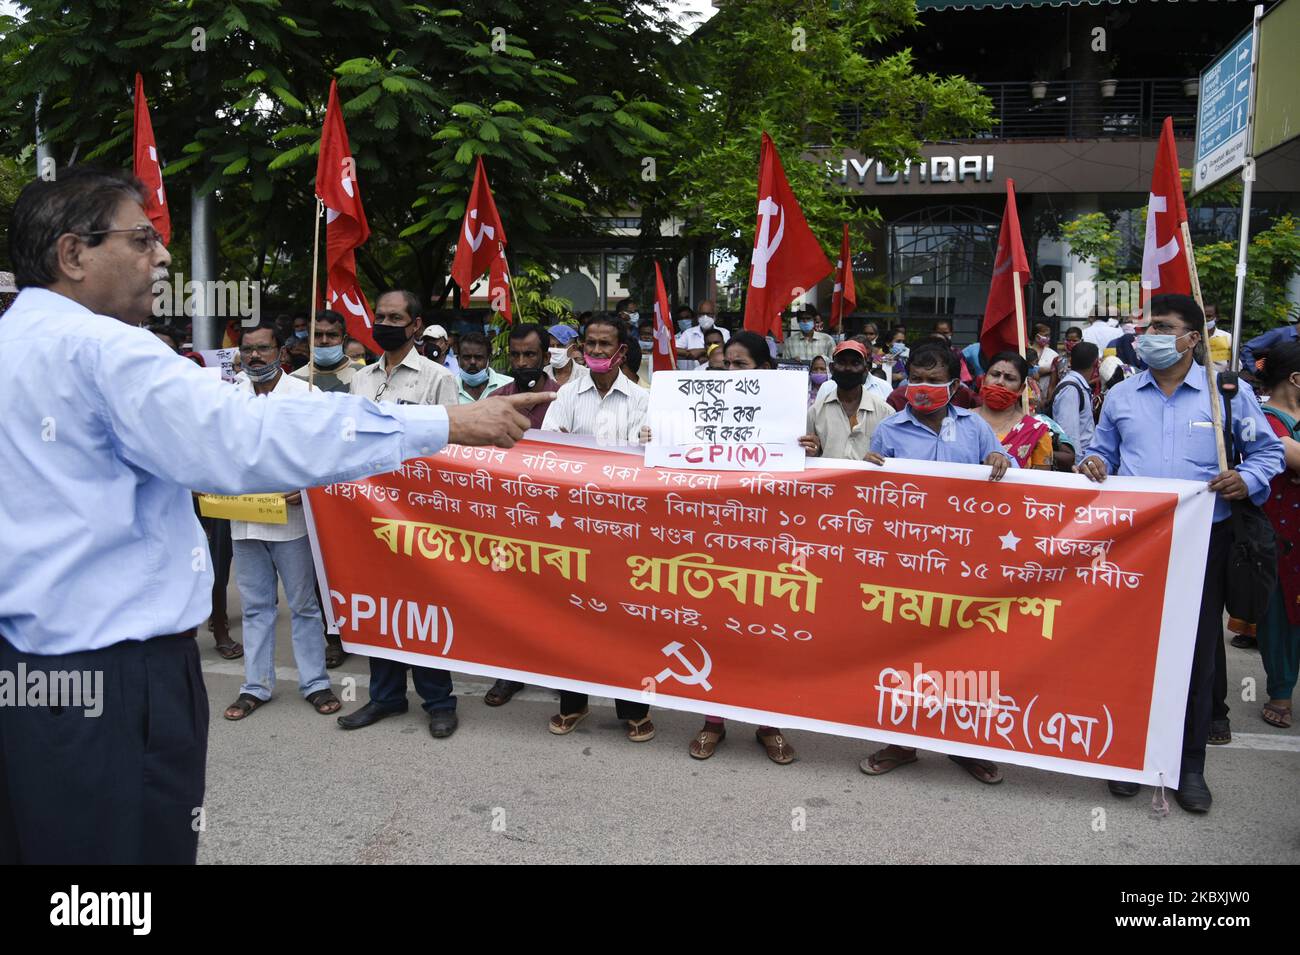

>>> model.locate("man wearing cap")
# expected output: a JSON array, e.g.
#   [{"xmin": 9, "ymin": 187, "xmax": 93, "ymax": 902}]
[
  {"xmin": 421, "ymin": 323, "xmax": 459, "ymax": 374},
  {"xmin": 800, "ymin": 341, "xmax": 895, "ymax": 461},
  {"xmin": 547, "ymin": 323, "xmax": 587, "ymax": 388}
]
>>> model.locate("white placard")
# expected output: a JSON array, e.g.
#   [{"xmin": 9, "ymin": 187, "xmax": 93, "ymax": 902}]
[
  {"xmin": 645, "ymin": 369, "xmax": 807, "ymax": 472},
  {"xmin": 198, "ymin": 347, "xmax": 239, "ymax": 382}
]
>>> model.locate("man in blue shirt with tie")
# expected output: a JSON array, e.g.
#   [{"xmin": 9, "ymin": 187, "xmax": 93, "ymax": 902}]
[
  {"xmin": 0, "ymin": 167, "xmax": 553, "ymax": 863},
  {"xmin": 862, "ymin": 340, "xmax": 1014, "ymax": 786},
  {"xmin": 1079, "ymin": 293, "xmax": 1283, "ymax": 813}
]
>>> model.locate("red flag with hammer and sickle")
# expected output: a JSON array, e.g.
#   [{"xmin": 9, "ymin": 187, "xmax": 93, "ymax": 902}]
[
  {"xmin": 315, "ymin": 79, "xmax": 378, "ymax": 353},
  {"xmin": 451, "ymin": 157, "xmax": 507, "ymax": 297},
  {"xmin": 652, "ymin": 262, "xmax": 677, "ymax": 372},
  {"xmin": 132, "ymin": 73, "xmax": 171, "ymax": 246},
  {"xmin": 1141, "ymin": 116, "xmax": 1191, "ymax": 304},
  {"xmin": 979, "ymin": 179, "xmax": 1031, "ymax": 359},
  {"xmin": 743, "ymin": 132, "xmax": 831, "ymax": 343}
]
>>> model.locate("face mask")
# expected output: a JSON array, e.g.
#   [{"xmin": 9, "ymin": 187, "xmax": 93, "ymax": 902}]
[
  {"xmin": 889, "ymin": 342, "xmax": 904, "ymax": 355},
  {"xmin": 459, "ymin": 366, "xmax": 490, "ymax": 387},
  {"xmin": 1035, "ymin": 335, "xmax": 1050, "ymax": 347},
  {"xmin": 585, "ymin": 346, "xmax": 625, "ymax": 375},
  {"xmin": 980, "ymin": 382, "xmax": 1020, "ymax": 411},
  {"xmin": 831, "ymin": 369, "xmax": 865, "ymax": 390},
  {"xmin": 905, "ymin": 381, "xmax": 954, "ymax": 412},
  {"xmin": 294, "ymin": 329, "xmax": 308, "ymax": 340},
  {"xmin": 677, "ymin": 318, "xmax": 694, "ymax": 332},
  {"xmin": 810, "ymin": 372, "xmax": 829, "ymax": 387},
  {"xmin": 511, "ymin": 366, "xmax": 544, "ymax": 391},
  {"xmin": 245, "ymin": 359, "xmax": 280, "ymax": 383},
  {"xmin": 1064, "ymin": 340, "xmax": 1078, "ymax": 353},
  {"xmin": 799, "ymin": 321, "xmax": 815, "ymax": 334},
  {"xmin": 1135, "ymin": 332, "xmax": 1192, "ymax": 370},
  {"xmin": 313, "ymin": 344, "xmax": 344, "ymax": 367},
  {"xmin": 698, "ymin": 315, "xmax": 716, "ymax": 332},
  {"xmin": 548, "ymin": 347, "xmax": 571, "ymax": 368},
  {"xmin": 627, "ymin": 312, "xmax": 639, "ymax": 325},
  {"xmin": 372, "ymin": 323, "xmax": 412, "ymax": 353}
]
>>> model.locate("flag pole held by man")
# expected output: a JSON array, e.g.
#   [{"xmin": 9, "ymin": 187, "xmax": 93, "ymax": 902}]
[{"xmin": 0, "ymin": 167, "xmax": 554, "ymax": 864}]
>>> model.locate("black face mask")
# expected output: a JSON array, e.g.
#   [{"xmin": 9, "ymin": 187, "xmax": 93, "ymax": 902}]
[
  {"xmin": 511, "ymin": 366, "xmax": 545, "ymax": 391},
  {"xmin": 832, "ymin": 368, "xmax": 865, "ymax": 390},
  {"xmin": 372, "ymin": 323, "xmax": 413, "ymax": 353}
]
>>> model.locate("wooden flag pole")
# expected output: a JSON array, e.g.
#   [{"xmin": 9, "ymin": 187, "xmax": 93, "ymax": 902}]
[
  {"xmin": 1012, "ymin": 270, "xmax": 1030, "ymax": 415},
  {"xmin": 1181, "ymin": 220, "xmax": 1228, "ymax": 472},
  {"xmin": 500, "ymin": 247, "xmax": 524, "ymax": 325},
  {"xmin": 307, "ymin": 198, "xmax": 323, "ymax": 392}
]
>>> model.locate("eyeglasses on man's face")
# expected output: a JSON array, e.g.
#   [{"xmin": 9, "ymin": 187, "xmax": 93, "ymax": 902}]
[
  {"xmin": 238, "ymin": 343, "xmax": 280, "ymax": 357},
  {"xmin": 75, "ymin": 225, "xmax": 165, "ymax": 254}
]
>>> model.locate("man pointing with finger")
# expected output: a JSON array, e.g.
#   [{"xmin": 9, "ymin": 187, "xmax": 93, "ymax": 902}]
[
  {"xmin": 1078, "ymin": 293, "xmax": 1282, "ymax": 814},
  {"xmin": 0, "ymin": 168, "xmax": 552, "ymax": 864}
]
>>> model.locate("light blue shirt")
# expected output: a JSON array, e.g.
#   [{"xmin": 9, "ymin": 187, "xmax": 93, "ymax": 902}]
[
  {"xmin": 1051, "ymin": 369, "xmax": 1095, "ymax": 452},
  {"xmin": 1239, "ymin": 323, "xmax": 1297, "ymax": 373},
  {"xmin": 456, "ymin": 367, "xmax": 512, "ymax": 404},
  {"xmin": 1084, "ymin": 363, "xmax": 1283, "ymax": 523},
  {"xmin": 0, "ymin": 288, "xmax": 450, "ymax": 654},
  {"xmin": 870, "ymin": 404, "xmax": 1015, "ymax": 466}
]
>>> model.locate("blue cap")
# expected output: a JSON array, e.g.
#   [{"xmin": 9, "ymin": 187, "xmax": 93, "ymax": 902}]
[{"xmin": 549, "ymin": 324, "xmax": 579, "ymax": 345}]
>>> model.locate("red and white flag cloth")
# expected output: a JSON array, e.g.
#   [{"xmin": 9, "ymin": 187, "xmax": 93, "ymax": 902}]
[
  {"xmin": 488, "ymin": 246, "xmax": 512, "ymax": 322},
  {"xmin": 132, "ymin": 73, "xmax": 171, "ymax": 246},
  {"xmin": 1141, "ymin": 116, "xmax": 1192, "ymax": 303},
  {"xmin": 451, "ymin": 156, "xmax": 507, "ymax": 297},
  {"xmin": 830, "ymin": 224, "xmax": 855, "ymax": 330},
  {"xmin": 652, "ymin": 262, "xmax": 677, "ymax": 372},
  {"xmin": 316, "ymin": 80, "xmax": 378, "ymax": 353},
  {"xmin": 742, "ymin": 132, "xmax": 831, "ymax": 343},
  {"xmin": 979, "ymin": 178, "xmax": 1031, "ymax": 359}
]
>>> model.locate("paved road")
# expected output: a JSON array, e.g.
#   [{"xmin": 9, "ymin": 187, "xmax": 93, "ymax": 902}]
[{"xmin": 197, "ymin": 583, "xmax": 1300, "ymax": 864}]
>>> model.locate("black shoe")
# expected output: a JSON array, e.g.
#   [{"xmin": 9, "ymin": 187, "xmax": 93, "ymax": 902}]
[
  {"xmin": 1208, "ymin": 718, "xmax": 1232, "ymax": 745},
  {"xmin": 428, "ymin": 710, "xmax": 459, "ymax": 738},
  {"xmin": 1108, "ymin": 780, "xmax": 1141, "ymax": 797},
  {"xmin": 337, "ymin": 700, "xmax": 405, "ymax": 730},
  {"xmin": 484, "ymin": 679, "xmax": 525, "ymax": 706},
  {"xmin": 1174, "ymin": 772, "xmax": 1212, "ymax": 813},
  {"xmin": 1230, "ymin": 633, "xmax": 1258, "ymax": 650}
]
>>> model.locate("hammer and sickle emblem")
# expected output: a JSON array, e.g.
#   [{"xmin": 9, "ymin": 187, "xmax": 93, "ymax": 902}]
[
  {"xmin": 464, "ymin": 208, "xmax": 495, "ymax": 251},
  {"xmin": 749, "ymin": 196, "xmax": 785, "ymax": 289},
  {"xmin": 654, "ymin": 640, "xmax": 713, "ymax": 691}
]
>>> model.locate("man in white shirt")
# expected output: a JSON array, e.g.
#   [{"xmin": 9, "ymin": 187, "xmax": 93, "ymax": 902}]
[
  {"xmin": 542, "ymin": 315, "xmax": 648, "ymax": 444},
  {"xmin": 540, "ymin": 315, "xmax": 654, "ymax": 741},
  {"xmin": 675, "ymin": 304, "xmax": 730, "ymax": 371},
  {"xmin": 223, "ymin": 321, "xmax": 339, "ymax": 722},
  {"xmin": 1081, "ymin": 313, "xmax": 1121, "ymax": 351},
  {"xmin": 350, "ymin": 291, "xmax": 457, "ymax": 407}
]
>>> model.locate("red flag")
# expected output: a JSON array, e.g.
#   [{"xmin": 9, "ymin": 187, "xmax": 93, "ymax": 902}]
[
  {"xmin": 830, "ymin": 224, "xmax": 856, "ymax": 330},
  {"xmin": 743, "ymin": 132, "xmax": 832, "ymax": 343},
  {"xmin": 132, "ymin": 73, "xmax": 171, "ymax": 246},
  {"xmin": 651, "ymin": 262, "xmax": 677, "ymax": 372},
  {"xmin": 451, "ymin": 157, "xmax": 507, "ymax": 297},
  {"xmin": 979, "ymin": 179, "xmax": 1032, "ymax": 360},
  {"xmin": 1140, "ymin": 116, "xmax": 1192, "ymax": 303},
  {"xmin": 315, "ymin": 80, "xmax": 378, "ymax": 353},
  {"xmin": 488, "ymin": 246, "xmax": 512, "ymax": 322}
]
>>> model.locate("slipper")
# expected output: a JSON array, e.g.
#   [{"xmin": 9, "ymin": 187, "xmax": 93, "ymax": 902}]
[
  {"xmin": 948, "ymin": 754, "xmax": 1003, "ymax": 785},
  {"xmin": 626, "ymin": 717, "xmax": 656, "ymax": 742},
  {"xmin": 548, "ymin": 708, "xmax": 590, "ymax": 735},
  {"xmin": 215, "ymin": 640, "xmax": 243, "ymax": 660},
  {"xmin": 859, "ymin": 745, "xmax": 918, "ymax": 776},
  {"xmin": 1262, "ymin": 702, "xmax": 1293, "ymax": 729},
  {"xmin": 756, "ymin": 728, "xmax": 796, "ymax": 764},
  {"xmin": 306, "ymin": 688, "xmax": 342, "ymax": 715},
  {"xmin": 224, "ymin": 693, "xmax": 266, "ymax": 721},
  {"xmin": 689, "ymin": 725, "xmax": 726, "ymax": 759}
]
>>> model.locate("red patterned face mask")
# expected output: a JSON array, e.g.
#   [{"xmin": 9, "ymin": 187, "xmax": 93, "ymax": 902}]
[
  {"xmin": 905, "ymin": 381, "xmax": 954, "ymax": 412},
  {"xmin": 980, "ymin": 382, "xmax": 1020, "ymax": 411}
]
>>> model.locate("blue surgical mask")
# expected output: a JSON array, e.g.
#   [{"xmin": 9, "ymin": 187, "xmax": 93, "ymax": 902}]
[
  {"xmin": 677, "ymin": 318, "xmax": 694, "ymax": 332},
  {"xmin": 459, "ymin": 366, "xmax": 490, "ymax": 387},
  {"xmin": 890, "ymin": 342, "xmax": 904, "ymax": 355},
  {"xmin": 1135, "ymin": 331, "xmax": 1192, "ymax": 370},
  {"xmin": 799, "ymin": 321, "xmax": 815, "ymax": 334},
  {"xmin": 294, "ymin": 329, "xmax": 308, "ymax": 340},
  {"xmin": 313, "ymin": 344, "xmax": 344, "ymax": 366}
]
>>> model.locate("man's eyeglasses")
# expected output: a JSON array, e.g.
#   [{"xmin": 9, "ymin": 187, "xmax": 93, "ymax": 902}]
[
  {"xmin": 238, "ymin": 343, "xmax": 280, "ymax": 357},
  {"xmin": 74, "ymin": 225, "xmax": 165, "ymax": 254}
]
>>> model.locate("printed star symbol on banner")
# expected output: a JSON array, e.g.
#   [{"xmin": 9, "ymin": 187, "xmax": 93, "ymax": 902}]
[
  {"xmin": 547, "ymin": 512, "xmax": 565, "ymax": 529},
  {"xmin": 999, "ymin": 531, "xmax": 1021, "ymax": 551}
]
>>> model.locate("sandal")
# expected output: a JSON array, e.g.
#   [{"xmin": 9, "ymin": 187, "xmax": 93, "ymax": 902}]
[
  {"xmin": 548, "ymin": 708, "xmax": 590, "ymax": 735},
  {"xmin": 324, "ymin": 642, "xmax": 347, "ymax": 669},
  {"xmin": 1262, "ymin": 702, "xmax": 1293, "ymax": 729},
  {"xmin": 215, "ymin": 639, "xmax": 243, "ymax": 660},
  {"xmin": 306, "ymin": 689, "xmax": 341, "ymax": 715},
  {"xmin": 626, "ymin": 716, "xmax": 656, "ymax": 742},
  {"xmin": 1208, "ymin": 718, "xmax": 1232, "ymax": 745},
  {"xmin": 224, "ymin": 693, "xmax": 266, "ymax": 721},
  {"xmin": 756, "ymin": 728, "xmax": 796, "ymax": 764},
  {"xmin": 689, "ymin": 724, "xmax": 726, "ymax": 759},
  {"xmin": 484, "ymin": 679, "xmax": 524, "ymax": 707},
  {"xmin": 948, "ymin": 754, "xmax": 1003, "ymax": 785},
  {"xmin": 859, "ymin": 745, "xmax": 918, "ymax": 776}
]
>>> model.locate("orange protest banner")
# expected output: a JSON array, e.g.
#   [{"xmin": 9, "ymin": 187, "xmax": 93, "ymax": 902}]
[{"xmin": 305, "ymin": 437, "xmax": 1214, "ymax": 787}]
